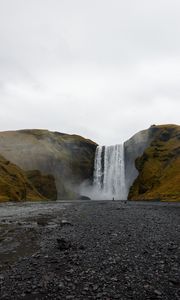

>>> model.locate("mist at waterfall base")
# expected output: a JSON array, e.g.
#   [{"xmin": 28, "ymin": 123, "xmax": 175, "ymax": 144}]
[{"xmin": 80, "ymin": 144, "xmax": 128, "ymax": 200}]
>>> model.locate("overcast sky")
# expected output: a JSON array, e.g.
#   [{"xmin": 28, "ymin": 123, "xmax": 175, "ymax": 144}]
[{"xmin": 0, "ymin": 0, "xmax": 180, "ymax": 145}]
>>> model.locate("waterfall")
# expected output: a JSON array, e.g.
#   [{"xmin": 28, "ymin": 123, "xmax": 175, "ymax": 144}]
[{"xmin": 93, "ymin": 144, "xmax": 127, "ymax": 200}]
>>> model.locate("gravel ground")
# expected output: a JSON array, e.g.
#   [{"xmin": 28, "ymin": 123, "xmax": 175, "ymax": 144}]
[{"xmin": 0, "ymin": 200, "xmax": 180, "ymax": 300}]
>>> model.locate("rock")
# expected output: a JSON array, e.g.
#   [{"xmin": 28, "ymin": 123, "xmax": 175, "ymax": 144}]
[
  {"xmin": 114, "ymin": 295, "xmax": 121, "ymax": 299},
  {"xmin": 78, "ymin": 195, "xmax": 91, "ymax": 200},
  {"xmin": 144, "ymin": 284, "xmax": 150, "ymax": 290},
  {"xmin": 168, "ymin": 242, "xmax": 177, "ymax": 251},
  {"xmin": 21, "ymin": 293, "xmax": 26, "ymax": 297},
  {"xmin": 57, "ymin": 238, "xmax": 72, "ymax": 251},
  {"xmin": 154, "ymin": 289, "xmax": 162, "ymax": 296},
  {"xmin": 79, "ymin": 245, "xmax": 85, "ymax": 250},
  {"xmin": 58, "ymin": 282, "xmax": 65, "ymax": 289},
  {"xmin": 60, "ymin": 220, "xmax": 73, "ymax": 227},
  {"xmin": 93, "ymin": 284, "xmax": 99, "ymax": 291},
  {"xmin": 169, "ymin": 278, "xmax": 180, "ymax": 285},
  {"xmin": 37, "ymin": 218, "xmax": 49, "ymax": 226}
]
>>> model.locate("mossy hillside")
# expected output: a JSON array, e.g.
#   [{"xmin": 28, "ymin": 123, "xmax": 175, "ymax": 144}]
[
  {"xmin": 26, "ymin": 170, "xmax": 57, "ymax": 200},
  {"xmin": 0, "ymin": 130, "xmax": 97, "ymax": 199},
  {"xmin": 129, "ymin": 124, "xmax": 180, "ymax": 201},
  {"xmin": 0, "ymin": 155, "xmax": 47, "ymax": 202}
]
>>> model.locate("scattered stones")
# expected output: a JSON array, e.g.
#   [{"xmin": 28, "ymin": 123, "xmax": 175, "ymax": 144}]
[
  {"xmin": 0, "ymin": 201, "xmax": 179, "ymax": 300},
  {"xmin": 169, "ymin": 278, "xmax": 180, "ymax": 285}
]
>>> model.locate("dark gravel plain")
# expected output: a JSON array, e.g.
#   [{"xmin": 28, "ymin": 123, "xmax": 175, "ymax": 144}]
[{"xmin": 0, "ymin": 200, "xmax": 180, "ymax": 300}]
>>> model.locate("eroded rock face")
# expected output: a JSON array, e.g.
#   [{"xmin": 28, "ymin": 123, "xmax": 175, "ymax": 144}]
[
  {"xmin": 127, "ymin": 125, "xmax": 180, "ymax": 201},
  {"xmin": 124, "ymin": 128, "xmax": 153, "ymax": 193},
  {"xmin": 0, "ymin": 129, "xmax": 97, "ymax": 199}
]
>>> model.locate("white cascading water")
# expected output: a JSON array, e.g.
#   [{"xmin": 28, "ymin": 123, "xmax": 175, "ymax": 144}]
[{"xmin": 93, "ymin": 144, "xmax": 127, "ymax": 200}]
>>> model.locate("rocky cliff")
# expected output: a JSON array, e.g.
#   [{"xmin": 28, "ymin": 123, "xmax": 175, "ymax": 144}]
[
  {"xmin": 0, "ymin": 155, "xmax": 57, "ymax": 202},
  {"xmin": 128, "ymin": 124, "xmax": 180, "ymax": 201},
  {"xmin": 124, "ymin": 128, "xmax": 153, "ymax": 193},
  {"xmin": 0, "ymin": 129, "xmax": 97, "ymax": 199}
]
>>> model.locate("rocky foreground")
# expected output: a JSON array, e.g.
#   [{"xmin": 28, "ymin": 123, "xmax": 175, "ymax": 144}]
[{"xmin": 0, "ymin": 201, "xmax": 180, "ymax": 300}]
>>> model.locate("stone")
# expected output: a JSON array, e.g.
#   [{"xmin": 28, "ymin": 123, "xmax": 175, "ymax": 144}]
[
  {"xmin": 154, "ymin": 290, "xmax": 162, "ymax": 296},
  {"xmin": 57, "ymin": 238, "xmax": 72, "ymax": 251}
]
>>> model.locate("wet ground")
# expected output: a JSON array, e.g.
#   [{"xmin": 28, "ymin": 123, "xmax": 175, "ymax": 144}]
[{"xmin": 0, "ymin": 200, "xmax": 180, "ymax": 299}]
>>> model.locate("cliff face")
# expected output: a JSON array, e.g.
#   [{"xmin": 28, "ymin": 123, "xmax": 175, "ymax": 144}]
[
  {"xmin": 0, "ymin": 155, "xmax": 52, "ymax": 202},
  {"xmin": 128, "ymin": 125, "xmax": 180, "ymax": 201},
  {"xmin": 124, "ymin": 128, "xmax": 153, "ymax": 193},
  {"xmin": 0, "ymin": 129, "xmax": 97, "ymax": 199}
]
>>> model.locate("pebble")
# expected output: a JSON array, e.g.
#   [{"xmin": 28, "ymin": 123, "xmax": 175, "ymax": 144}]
[{"xmin": 154, "ymin": 289, "xmax": 162, "ymax": 296}]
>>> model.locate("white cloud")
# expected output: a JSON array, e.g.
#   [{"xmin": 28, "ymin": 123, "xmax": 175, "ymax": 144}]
[{"xmin": 0, "ymin": 0, "xmax": 180, "ymax": 144}]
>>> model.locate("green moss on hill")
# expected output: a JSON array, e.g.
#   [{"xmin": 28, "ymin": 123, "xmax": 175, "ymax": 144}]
[
  {"xmin": 0, "ymin": 155, "xmax": 57, "ymax": 202},
  {"xmin": 128, "ymin": 125, "xmax": 180, "ymax": 201}
]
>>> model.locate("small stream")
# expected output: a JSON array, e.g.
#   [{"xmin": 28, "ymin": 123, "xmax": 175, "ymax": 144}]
[{"xmin": 0, "ymin": 200, "xmax": 73, "ymax": 220}]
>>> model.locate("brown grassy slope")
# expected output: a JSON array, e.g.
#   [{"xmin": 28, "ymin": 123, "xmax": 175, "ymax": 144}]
[
  {"xmin": 128, "ymin": 124, "xmax": 180, "ymax": 201},
  {"xmin": 0, "ymin": 155, "xmax": 48, "ymax": 202},
  {"xmin": 26, "ymin": 170, "xmax": 57, "ymax": 200}
]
